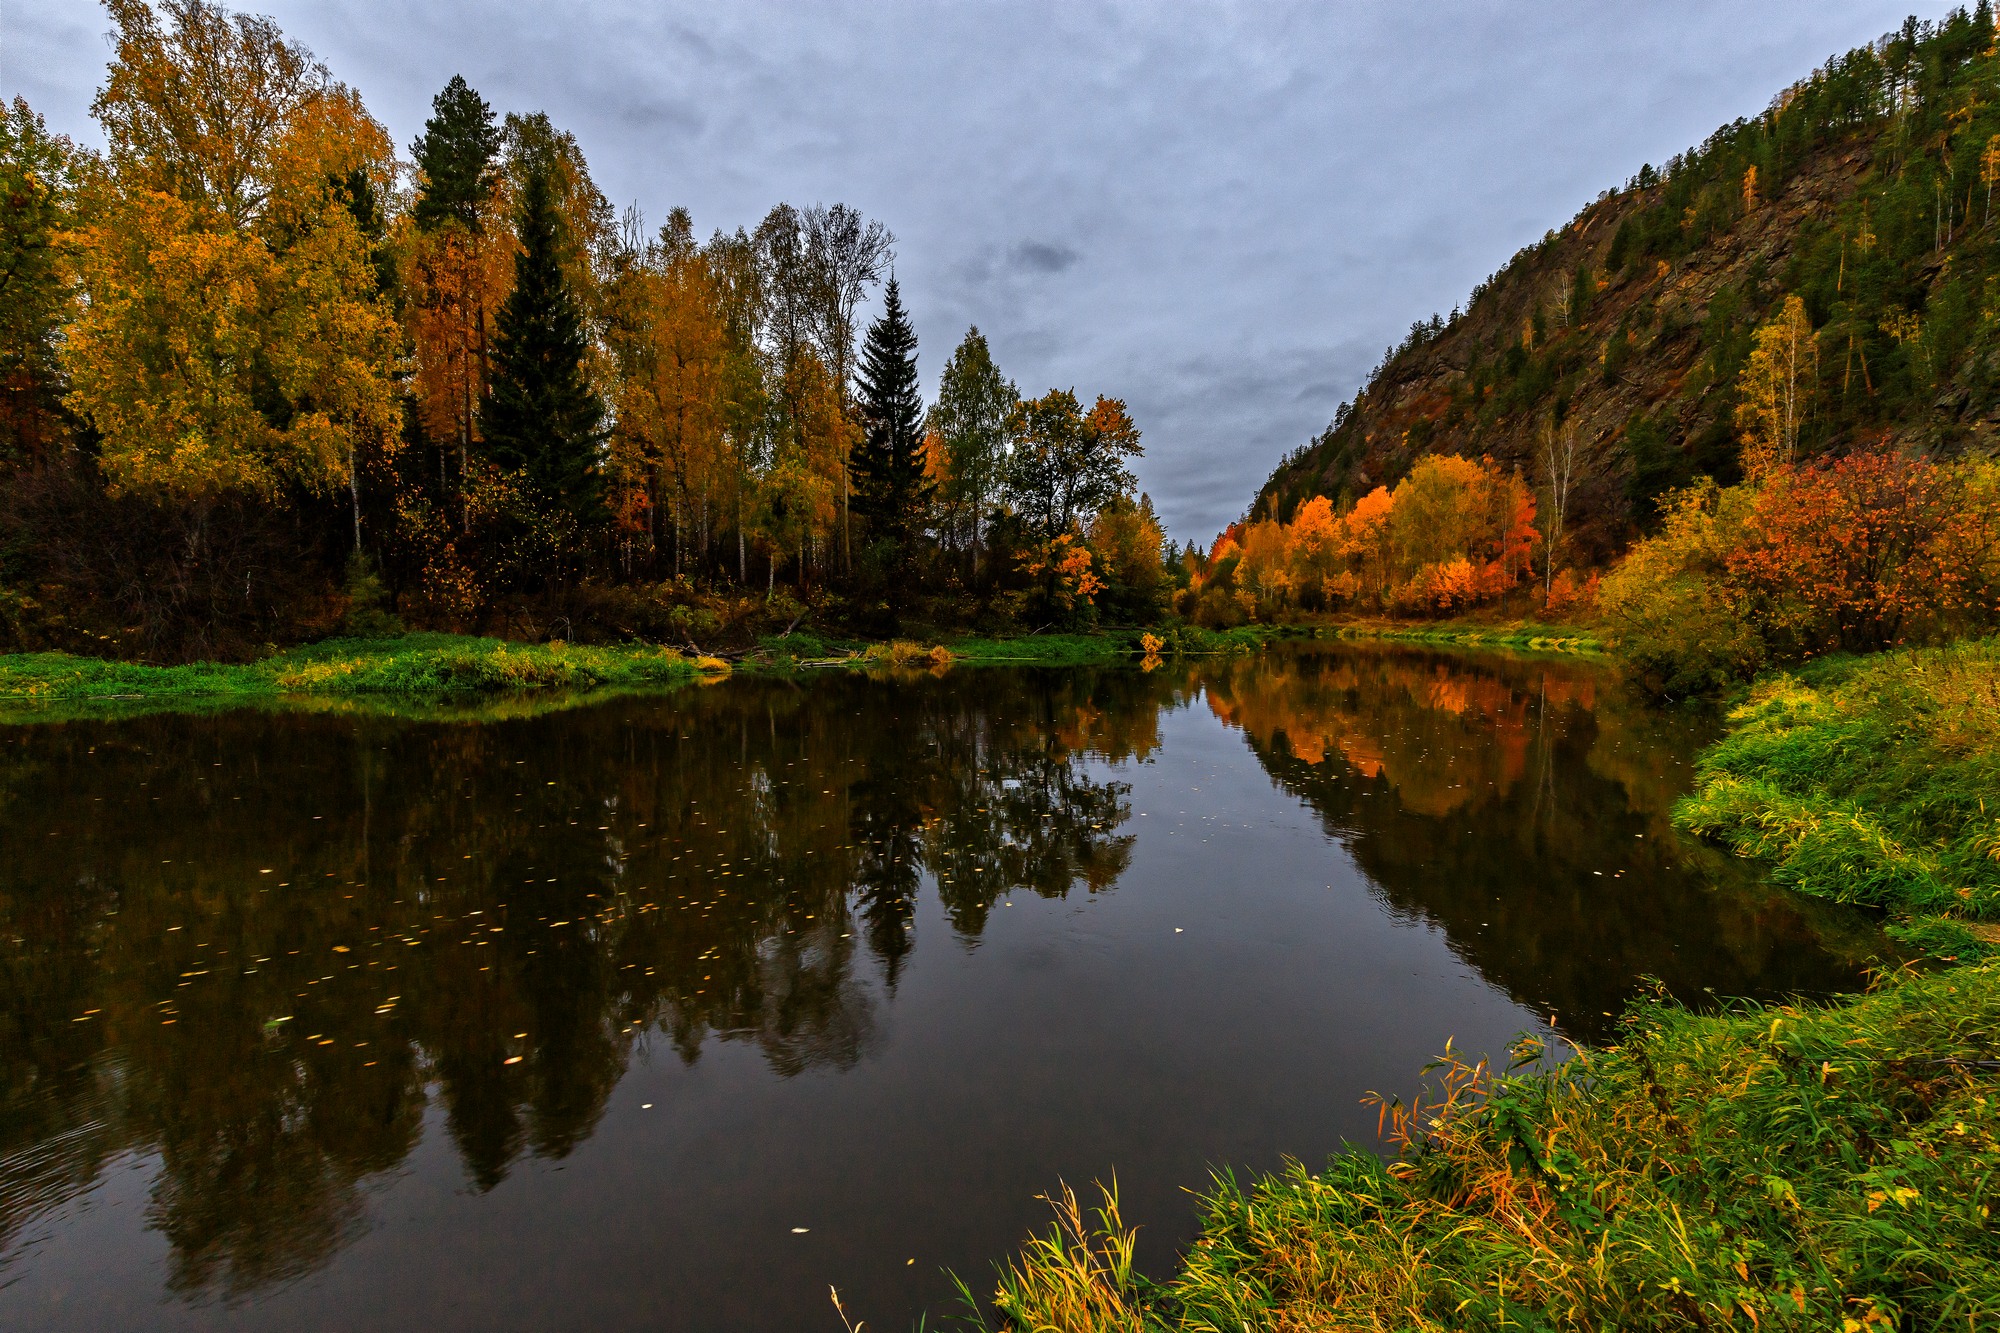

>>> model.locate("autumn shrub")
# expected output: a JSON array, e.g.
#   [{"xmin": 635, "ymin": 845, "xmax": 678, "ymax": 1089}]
[
  {"xmin": 1084, "ymin": 495, "xmax": 1168, "ymax": 623},
  {"xmin": 973, "ymin": 965, "xmax": 2000, "ymax": 1332},
  {"xmin": 1603, "ymin": 455, "xmax": 2000, "ymax": 693},
  {"xmin": 1727, "ymin": 452, "xmax": 2000, "ymax": 657},
  {"xmin": 1023, "ymin": 534, "xmax": 1106, "ymax": 630},
  {"xmin": 1540, "ymin": 568, "xmax": 1599, "ymax": 617},
  {"xmin": 1598, "ymin": 479, "xmax": 1766, "ymax": 694}
]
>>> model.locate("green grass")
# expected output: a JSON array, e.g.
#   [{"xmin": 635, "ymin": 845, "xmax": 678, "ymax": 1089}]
[
  {"xmin": 0, "ymin": 634, "xmax": 713, "ymax": 722},
  {"xmin": 1327, "ymin": 618, "xmax": 1607, "ymax": 655},
  {"xmin": 1674, "ymin": 638, "xmax": 2000, "ymax": 959},
  {"xmin": 753, "ymin": 624, "xmax": 1274, "ymax": 672},
  {"xmin": 0, "ymin": 624, "xmax": 1279, "ymax": 724},
  {"xmin": 966, "ymin": 964, "xmax": 2000, "ymax": 1331}
]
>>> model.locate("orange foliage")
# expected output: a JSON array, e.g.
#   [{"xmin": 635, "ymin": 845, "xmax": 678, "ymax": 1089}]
[
  {"xmin": 1186, "ymin": 455, "xmax": 1536, "ymax": 622},
  {"xmin": 1025, "ymin": 533, "xmax": 1105, "ymax": 615},
  {"xmin": 1723, "ymin": 451, "xmax": 1999, "ymax": 653}
]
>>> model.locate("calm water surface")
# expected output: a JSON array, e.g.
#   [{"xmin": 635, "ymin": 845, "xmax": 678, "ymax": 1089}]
[{"xmin": 0, "ymin": 644, "xmax": 1879, "ymax": 1331}]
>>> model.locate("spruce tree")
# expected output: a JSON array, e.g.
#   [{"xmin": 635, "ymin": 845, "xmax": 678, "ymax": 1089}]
[
  {"xmin": 480, "ymin": 159, "xmax": 605, "ymax": 521},
  {"xmin": 411, "ymin": 75, "xmax": 500, "ymax": 232},
  {"xmin": 849, "ymin": 278, "xmax": 932, "ymax": 548}
]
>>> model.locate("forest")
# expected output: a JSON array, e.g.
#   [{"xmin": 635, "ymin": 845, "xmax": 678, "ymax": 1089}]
[
  {"xmin": 12, "ymin": 3, "xmax": 2000, "ymax": 697},
  {"xmin": 0, "ymin": 0, "xmax": 1176, "ymax": 661},
  {"xmin": 1195, "ymin": 5, "xmax": 2000, "ymax": 692}
]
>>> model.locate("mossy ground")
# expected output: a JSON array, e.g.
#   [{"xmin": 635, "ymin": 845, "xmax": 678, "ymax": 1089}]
[
  {"xmin": 1325, "ymin": 617, "xmax": 1607, "ymax": 655},
  {"xmin": 0, "ymin": 624, "xmax": 1274, "ymax": 724},
  {"xmin": 0, "ymin": 633, "xmax": 714, "ymax": 723}
]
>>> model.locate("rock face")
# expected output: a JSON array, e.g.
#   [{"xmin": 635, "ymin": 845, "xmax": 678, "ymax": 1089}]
[{"xmin": 1252, "ymin": 11, "xmax": 2000, "ymax": 565}]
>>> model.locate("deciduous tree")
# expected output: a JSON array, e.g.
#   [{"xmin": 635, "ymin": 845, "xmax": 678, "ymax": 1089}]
[{"xmin": 928, "ymin": 326, "xmax": 1017, "ymax": 574}]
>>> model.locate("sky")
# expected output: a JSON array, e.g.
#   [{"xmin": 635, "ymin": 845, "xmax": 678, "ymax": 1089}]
[{"xmin": 2, "ymin": 1, "xmax": 1958, "ymax": 542}]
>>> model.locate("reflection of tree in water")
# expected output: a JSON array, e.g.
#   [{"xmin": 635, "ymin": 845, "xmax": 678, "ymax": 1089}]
[
  {"xmin": 0, "ymin": 667, "xmax": 1165, "ymax": 1299},
  {"xmin": 1201, "ymin": 646, "xmax": 1877, "ymax": 1044}
]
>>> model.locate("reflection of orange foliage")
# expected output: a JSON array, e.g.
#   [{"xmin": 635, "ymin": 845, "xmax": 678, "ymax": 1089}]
[{"xmin": 1202, "ymin": 654, "xmax": 1588, "ymax": 816}]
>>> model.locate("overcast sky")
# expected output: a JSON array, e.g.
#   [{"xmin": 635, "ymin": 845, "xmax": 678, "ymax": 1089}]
[{"xmin": 3, "ymin": 1, "xmax": 1956, "ymax": 540}]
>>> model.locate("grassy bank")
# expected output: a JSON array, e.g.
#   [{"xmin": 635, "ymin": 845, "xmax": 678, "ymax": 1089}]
[
  {"xmin": 1674, "ymin": 638, "xmax": 2000, "ymax": 962},
  {"xmin": 1325, "ymin": 617, "xmax": 1606, "ymax": 655},
  {"xmin": 972, "ymin": 963, "xmax": 2000, "ymax": 1331},
  {"xmin": 0, "ymin": 624, "xmax": 1277, "ymax": 723},
  {"xmin": 0, "ymin": 633, "xmax": 719, "ymax": 718}
]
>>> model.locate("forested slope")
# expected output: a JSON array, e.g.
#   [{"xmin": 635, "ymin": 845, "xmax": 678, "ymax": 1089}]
[{"xmin": 1254, "ymin": 8, "xmax": 2000, "ymax": 566}]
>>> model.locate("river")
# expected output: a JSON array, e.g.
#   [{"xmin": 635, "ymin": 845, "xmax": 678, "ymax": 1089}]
[{"xmin": 0, "ymin": 642, "xmax": 1877, "ymax": 1330}]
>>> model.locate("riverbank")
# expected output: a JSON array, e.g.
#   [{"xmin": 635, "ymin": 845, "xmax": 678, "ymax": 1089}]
[
  {"xmin": 975, "ymin": 961, "xmax": 2000, "ymax": 1331},
  {"xmin": 0, "ymin": 624, "xmax": 1277, "ymax": 723},
  {"xmin": 1323, "ymin": 617, "xmax": 1606, "ymax": 655},
  {"xmin": 0, "ymin": 633, "xmax": 720, "ymax": 705},
  {"xmin": 971, "ymin": 637, "xmax": 2000, "ymax": 1331},
  {"xmin": 1674, "ymin": 637, "xmax": 2000, "ymax": 962}
]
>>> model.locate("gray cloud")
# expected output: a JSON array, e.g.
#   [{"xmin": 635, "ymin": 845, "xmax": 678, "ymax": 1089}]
[
  {"xmin": 1011, "ymin": 241, "xmax": 1081, "ymax": 274},
  {"xmin": 8, "ymin": 0, "xmax": 1952, "ymax": 541}
]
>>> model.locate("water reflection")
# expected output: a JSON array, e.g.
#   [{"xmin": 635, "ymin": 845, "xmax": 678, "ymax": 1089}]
[
  {"xmin": 1202, "ymin": 648, "xmax": 1878, "ymax": 1032},
  {"xmin": 0, "ymin": 647, "xmax": 1873, "ymax": 1317},
  {"xmin": 0, "ymin": 669, "xmax": 1160, "ymax": 1298}
]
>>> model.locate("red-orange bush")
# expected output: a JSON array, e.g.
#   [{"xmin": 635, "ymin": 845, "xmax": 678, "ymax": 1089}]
[{"xmin": 1726, "ymin": 451, "xmax": 1999, "ymax": 655}]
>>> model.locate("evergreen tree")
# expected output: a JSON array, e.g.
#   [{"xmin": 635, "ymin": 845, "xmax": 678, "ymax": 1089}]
[
  {"xmin": 481, "ymin": 158, "xmax": 605, "ymax": 521},
  {"xmin": 411, "ymin": 75, "xmax": 500, "ymax": 233},
  {"xmin": 849, "ymin": 277, "xmax": 932, "ymax": 548}
]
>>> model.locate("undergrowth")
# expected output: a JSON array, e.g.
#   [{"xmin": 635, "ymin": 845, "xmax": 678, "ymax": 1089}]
[{"xmin": 966, "ymin": 965, "xmax": 2000, "ymax": 1331}]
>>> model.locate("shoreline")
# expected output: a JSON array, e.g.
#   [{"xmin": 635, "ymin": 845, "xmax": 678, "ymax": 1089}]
[{"xmin": 973, "ymin": 636, "xmax": 2000, "ymax": 1330}]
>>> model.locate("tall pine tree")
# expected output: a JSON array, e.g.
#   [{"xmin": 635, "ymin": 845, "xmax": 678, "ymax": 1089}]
[
  {"xmin": 410, "ymin": 76, "xmax": 500, "ymax": 233},
  {"xmin": 849, "ymin": 278, "xmax": 932, "ymax": 549},
  {"xmin": 480, "ymin": 157, "xmax": 605, "ymax": 521}
]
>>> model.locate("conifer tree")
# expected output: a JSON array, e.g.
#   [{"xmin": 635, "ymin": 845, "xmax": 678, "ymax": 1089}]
[
  {"xmin": 481, "ymin": 157, "xmax": 605, "ymax": 520},
  {"xmin": 849, "ymin": 278, "xmax": 932, "ymax": 548},
  {"xmin": 411, "ymin": 75, "xmax": 499, "ymax": 232}
]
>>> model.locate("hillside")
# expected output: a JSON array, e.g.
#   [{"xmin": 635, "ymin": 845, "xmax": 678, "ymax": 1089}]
[{"xmin": 1253, "ymin": 9, "xmax": 2000, "ymax": 565}]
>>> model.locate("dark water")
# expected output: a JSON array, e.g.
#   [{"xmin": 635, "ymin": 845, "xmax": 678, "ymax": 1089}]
[{"xmin": 0, "ymin": 644, "xmax": 1879, "ymax": 1331}]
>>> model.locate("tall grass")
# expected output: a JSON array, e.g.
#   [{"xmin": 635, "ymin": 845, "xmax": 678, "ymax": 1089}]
[{"xmin": 967, "ymin": 966, "xmax": 2000, "ymax": 1331}]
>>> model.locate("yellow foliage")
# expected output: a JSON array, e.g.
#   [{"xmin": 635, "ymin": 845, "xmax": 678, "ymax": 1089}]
[
  {"xmin": 1735, "ymin": 295, "xmax": 1816, "ymax": 480},
  {"xmin": 62, "ymin": 2, "xmax": 400, "ymax": 500}
]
